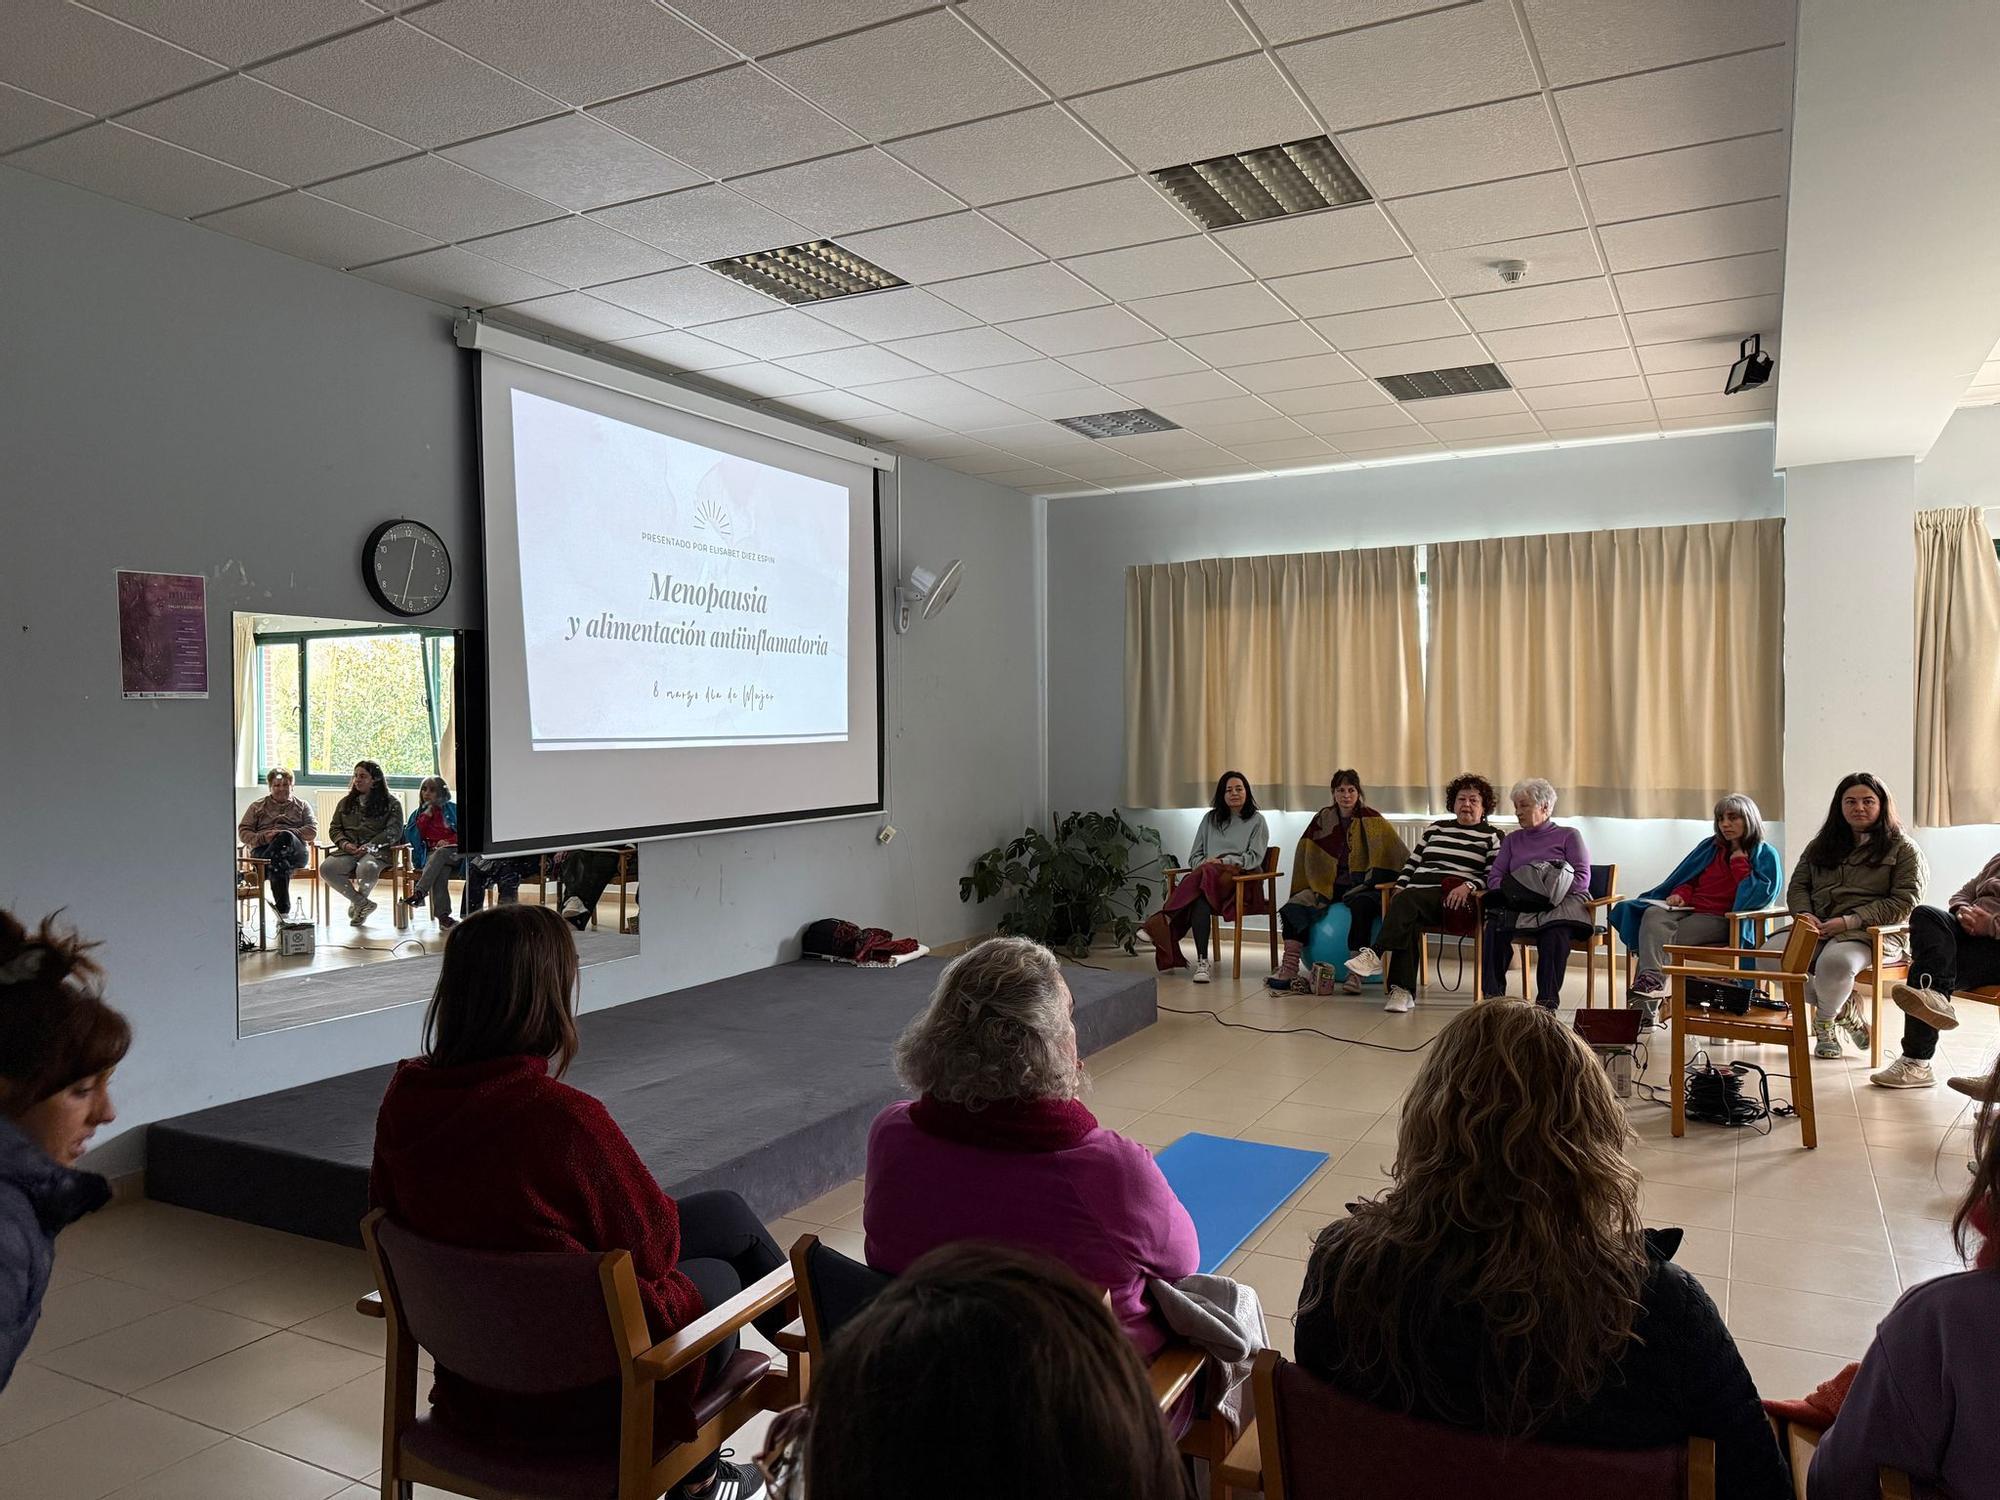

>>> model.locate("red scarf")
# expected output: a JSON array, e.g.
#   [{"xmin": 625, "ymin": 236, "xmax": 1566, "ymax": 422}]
[{"xmin": 908, "ymin": 1095, "xmax": 1098, "ymax": 1152}]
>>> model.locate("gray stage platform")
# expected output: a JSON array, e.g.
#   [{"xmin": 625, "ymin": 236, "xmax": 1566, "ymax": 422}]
[{"xmin": 148, "ymin": 955, "xmax": 1158, "ymax": 1246}]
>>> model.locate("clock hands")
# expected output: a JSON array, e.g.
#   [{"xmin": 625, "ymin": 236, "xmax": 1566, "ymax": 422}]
[{"xmin": 400, "ymin": 533, "xmax": 419, "ymax": 604}]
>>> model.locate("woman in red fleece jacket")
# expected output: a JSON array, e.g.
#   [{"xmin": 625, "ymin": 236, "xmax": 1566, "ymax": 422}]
[{"xmin": 370, "ymin": 904, "xmax": 783, "ymax": 1500}]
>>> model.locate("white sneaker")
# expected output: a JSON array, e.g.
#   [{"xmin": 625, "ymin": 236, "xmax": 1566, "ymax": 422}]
[
  {"xmin": 561, "ymin": 896, "xmax": 587, "ymax": 919},
  {"xmin": 1383, "ymin": 987, "xmax": 1415, "ymax": 1014},
  {"xmin": 1344, "ymin": 947, "xmax": 1383, "ymax": 979},
  {"xmin": 1340, "ymin": 976, "xmax": 1363, "ymax": 995},
  {"xmin": 1191, "ymin": 959, "xmax": 1211, "ymax": 984},
  {"xmin": 1869, "ymin": 1056, "xmax": 1935, "ymax": 1090}
]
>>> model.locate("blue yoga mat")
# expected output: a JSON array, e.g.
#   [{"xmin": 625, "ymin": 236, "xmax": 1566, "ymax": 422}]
[{"xmin": 1154, "ymin": 1133, "xmax": 1331, "ymax": 1273}]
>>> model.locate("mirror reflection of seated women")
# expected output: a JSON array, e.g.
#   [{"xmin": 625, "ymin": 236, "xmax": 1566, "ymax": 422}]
[
  {"xmin": 322, "ymin": 760, "xmax": 404, "ymax": 925},
  {"xmin": 405, "ymin": 777, "xmax": 461, "ymax": 930}
]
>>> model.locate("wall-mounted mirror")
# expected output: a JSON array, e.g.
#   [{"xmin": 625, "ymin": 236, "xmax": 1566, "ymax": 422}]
[{"xmin": 233, "ymin": 612, "xmax": 639, "ymax": 1037}]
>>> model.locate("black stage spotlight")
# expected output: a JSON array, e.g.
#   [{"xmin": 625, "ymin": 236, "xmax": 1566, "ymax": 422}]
[{"xmin": 1724, "ymin": 333, "xmax": 1773, "ymax": 395}]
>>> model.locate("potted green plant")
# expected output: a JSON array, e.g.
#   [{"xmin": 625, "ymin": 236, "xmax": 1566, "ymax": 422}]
[{"xmin": 960, "ymin": 811, "xmax": 1166, "ymax": 959}]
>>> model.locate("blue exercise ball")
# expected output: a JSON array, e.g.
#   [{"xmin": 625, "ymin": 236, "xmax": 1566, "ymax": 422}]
[{"xmin": 1304, "ymin": 901, "xmax": 1364, "ymax": 978}]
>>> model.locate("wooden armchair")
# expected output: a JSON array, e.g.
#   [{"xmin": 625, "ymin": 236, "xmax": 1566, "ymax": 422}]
[
  {"xmin": 234, "ymin": 852, "xmax": 269, "ymax": 953},
  {"xmin": 1726, "ymin": 908, "xmax": 1907, "ymax": 1068},
  {"xmin": 1165, "ymin": 849, "xmax": 1284, "ymax": 978},
  {"xmin": 1661, "ymin": 916, "xmax": 1821, "ymax": 1149},
  {"xmin": 1375, "ymin": 881, "xmax": 1486, "ymax": 996},
  {"xmin": 359, "ymin": 1208, "xmax": 798, "ymax": 1500},
  {"xmin": 1773, "ymin": 1416, "xmax": 1913, "ymax": 1500},
  {"xmin": 1510, "ymin": 863, "xmax": 1620, "ymax": 1007}
]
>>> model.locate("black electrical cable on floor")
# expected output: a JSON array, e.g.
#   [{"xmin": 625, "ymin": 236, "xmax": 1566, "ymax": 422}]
[{"xmin": 1152, "ymin": 1001, "xmax": 1443, "ymax": 1054}]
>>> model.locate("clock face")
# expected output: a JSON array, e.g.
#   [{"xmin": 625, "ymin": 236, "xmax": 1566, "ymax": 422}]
[{"xmin": 366, "ymin": 520, "xmax": 452, "ymax": 617}]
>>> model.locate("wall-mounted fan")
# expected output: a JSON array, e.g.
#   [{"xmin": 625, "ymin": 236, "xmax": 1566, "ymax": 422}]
[{"xmin": 895, "ymin": 559, "xmax": 962, "ymax": 634}]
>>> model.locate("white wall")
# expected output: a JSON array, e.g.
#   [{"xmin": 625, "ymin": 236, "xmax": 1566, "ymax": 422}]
[{"xmin": 0, "ymin": 166, "xmax": 1044, "ymax": 1166}]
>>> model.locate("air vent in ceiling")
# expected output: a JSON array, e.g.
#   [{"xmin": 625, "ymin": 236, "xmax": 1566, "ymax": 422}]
[
  {"xmin": 1055, "ymin": 408, "xmax": 1181, "ymax": 439},
  {"xmin": 1375, "ymin": 364, "xmax": 1513, "ymax": 401},
  {"xmin": 1150, "ymin": 135, "xmax": 1371, "ymax": 230},
  {"xmin": 705, "ymin": 240, "xmax": 906, "ymax": 305}
]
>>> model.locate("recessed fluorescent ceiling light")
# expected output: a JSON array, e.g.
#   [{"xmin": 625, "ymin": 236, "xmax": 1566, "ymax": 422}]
[
  {"xmin": 1150, "ymin": 135, "xmax": 1371, "ymax": 230},
  {"xmin": 1375, "ymin": 363, "xmax": 1512, "ymax": 401},
  {"xmin": 705, "ymin": 240, "xmax": 906, "ymax": 305},
  {"xmin": 1055, "ymin": 408, "xmax": 1181, "ymax": 439}
]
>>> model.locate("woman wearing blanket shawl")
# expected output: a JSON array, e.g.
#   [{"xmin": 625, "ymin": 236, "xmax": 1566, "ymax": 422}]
[{"xmin": 1268, "ymin": 771, "xmax": 1408, "ymax": 993}]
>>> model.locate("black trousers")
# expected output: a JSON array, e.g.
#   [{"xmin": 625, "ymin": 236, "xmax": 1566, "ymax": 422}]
[
  {"xmin": 1900, "ymin": 904, "xmax": 2000, "ymax": 1060},
  {"xmin": 1187, "ymin": 894, "xmax": 1214, "ymax": 957},
  {"xmin": 1483, "ymin": 919, "xmax": 1581, "ymax": 1007},
  {"xmin": 251, "ymin": 831, "xmax": 309, "ymax": 913},
  {"xmin": 460, "ymin": 856, "xmax": 535, "ymax": 914},
  {"xmin": 1279, "ymin": 889, "xmax": 1383, "ymax": 943},
  {"xmin": 1374, "ymin": 886, "xmax": 1449, "ymax": 993},
  {"xmin": 672, "ymin": 1189, "xmax": 788, "ymax": 1489},
  {"xmin": 559, "ymin": 850, "xmax": 623, "ymax": 913}
]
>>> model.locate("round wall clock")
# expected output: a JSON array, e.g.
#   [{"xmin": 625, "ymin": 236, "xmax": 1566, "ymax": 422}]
[{"xmin": 364, "ymin": 519, "xmax": 452, "ymax": 617}]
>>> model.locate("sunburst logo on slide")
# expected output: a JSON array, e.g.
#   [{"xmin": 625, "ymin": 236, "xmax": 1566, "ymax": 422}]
[{"xmin": 693, "ymin": 497, "xmax": 735, "ymax": 539}]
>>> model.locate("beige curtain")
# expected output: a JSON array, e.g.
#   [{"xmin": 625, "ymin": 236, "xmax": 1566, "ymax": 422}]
[
  {"xmin": 1123, "ymin": 547, "xmax": 1427, "ymax": 811},
  {"xmin": 1428, "ymin": 519, "xmax": 1783, "ymax": 818},
  {"xmin": 1914, "ymin": 507, "xmax": 2000, "ymax": 825},
  {"xmin": 231, "ymin": 615, "xmax": 259, "ymax": 785}
]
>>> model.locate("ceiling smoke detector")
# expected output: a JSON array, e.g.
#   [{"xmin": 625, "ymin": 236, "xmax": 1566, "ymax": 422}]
[
  {"xmin": 706, "ymin": 240, "xmax": 906, "ymax": 305},
  {"xmin": 1495, "ymin": 259, "xmax": 1529, "ymax": 284}
]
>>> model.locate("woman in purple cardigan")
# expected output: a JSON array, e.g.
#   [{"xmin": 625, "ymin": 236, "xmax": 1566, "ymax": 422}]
[
  {"xmin": 1484, "ymin": 777, "xmax": 1594, "ymax": 1007},
  {"xmin": 862, "ymin": 937, "xmax": 1199, "ymax": 1359}
]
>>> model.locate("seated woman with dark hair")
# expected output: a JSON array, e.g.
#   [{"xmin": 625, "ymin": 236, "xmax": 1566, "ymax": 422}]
[
  {"xmin": 1267, "ymin": 769, "xmax": 1408, "ymax": 993},
  {"xmin": 1141, "ymin": 770, "xmax": 1269, "ymax": 983},
  {"xmin": 1, "ymin": 912, "xmax": 131, "ymax": 1388},
  {"xmin": 370, "ymin": 904, "xmax": 783, "ymax": 1500},
  {"xmin": 1294, "ymin": 1002, "xmax": 1789, "ymax": 1500},
  {"xmin": 768, "ymin": 1242, "xmax": 1189, "ymax": 1500},
  {"xmin": 323, "ymin": 759, "xmax": 404, "ymax": 925},
  {"xmin": 864, "ymin": 936, "xmax": 1198, "ymax": 1360}
]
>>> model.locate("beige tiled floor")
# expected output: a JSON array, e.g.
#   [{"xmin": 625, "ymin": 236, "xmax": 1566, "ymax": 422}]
[{"xmin": 4, "ymin": 959, "xmax": 1991, "ymax": 1497}]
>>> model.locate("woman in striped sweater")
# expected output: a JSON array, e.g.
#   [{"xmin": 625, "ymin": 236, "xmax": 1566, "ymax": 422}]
[{"xmin": 1345, "ymin": 774, "xmax": 1502, "ymax": 1013}]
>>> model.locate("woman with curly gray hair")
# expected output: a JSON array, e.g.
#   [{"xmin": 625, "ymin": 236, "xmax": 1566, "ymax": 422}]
[{"xmin": 862, "ymin": 936, "xmax": 1199, "ymax": 1359}]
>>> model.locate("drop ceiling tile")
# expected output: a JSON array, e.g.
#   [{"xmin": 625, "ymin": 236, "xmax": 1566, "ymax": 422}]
[
  {"xmin": 1346, "ymin": 334, "xmax": 1491, "ymax": 377},
  {"xmin": 1538, "ymin": 400, "xmax": 1658, "ymax": 429},
  {"xmin": 1578, "ymin": 134, "xmax": 1790, "ymax": 224},
  {"xmin": 1310, "ymin": 301, "xmax": 1467, "ymax": 349},
  {"xmin": 884, "ymin": 326, "xmax": 1041, "ymax": 374},
  {"xmin": 1128, "ymin": 283, "xmax": 1293, "ymax": 338},
  {"xmin": 1258, "ymin": 381, "xmax": 1386, "ymax": 414},
  {"xmin": 1421, "ymin": 229, "xmax": 1603, "ymax": 296},
  {"xmin": 665, "ymin": 0, "xmax": 932, "ymax": 56},
  {"xmin": 1060, "ymin": 341, "xmax": 1206, "ymax": 384},
  {"xmin": 86, "ymin": 0, "xmax": 380, "ymax": 68},
  {"xmin": 1008, "ymin": 384, "xmax": 1129, "ymax": 418},
  {"xmin": 1500, "ymin": 347, "xmax": 1640, "ymax": 386},
  {"xmin": 0, "ymin": 83, "xmax": 89, "ymax": 153},
  {"xmin": 1297, "ymin": 405, "xmax": 1419, "ymax": 436},
  {"xmin": 886, "ymin": 106, "xmax": 1125, "ymax": 206},
  {"xmin": 851, "ymin": 375, "xmax": 1033, "ymax": 428},
  {"xmin": 1270, "ymin": 258, "xmax": 1440, "ymax": 318},
  {"xmin": 1522, "ymin": 376, "xmax": 1650, "ymax": 410},
  {"xmin": 805, "ymin": 286, "xmax": 981, "ymax": 340},
  {"xmin": 253, "ymin": 23, "xmax": 555, "ymax": 148},
  {"xmin": 1455, "ymin": 277, "xmax": 1617, "ymax": 332},
  {"xmin": 1211, "ymin": 204, "xmax": 1408, "ymax": 277},
  {"xmin": 591, "ymin": 186, "xmax": 808, "ymax": 264},
  {"xmin": 1184, "ymin": 417, "xmax": 1307, "ymax": 446},
  {"xmin": 1552, "ymin": 422, "xmax": 1661, "ymax": 439},
  {"xmin": 1178, "ymin": 322, "xmax": 1329, "ymax": 366},
  {"xmin": 1597, "ymin": 199, "xmax": 1785, "ymax": 273},
  {"xmin": 196, "ymin": 190, "xmax": 435, "ymax": 268},
  {"xmin": 975, "ymin": 423, "xmax": 1101, "ymax": 460},
  {"xmin": 731, "ymin": 148, "xmax": 962, "ymax": 237},
  {"xmin": 1554, "ymin": 49, "xmax": 1793, "ymax": 165},
  {"xmin": 983, "ymin": 177, "xmax": 1197, "ymax": 258},
  {"xmin": 939, "ymin": 447, "xmax": 1027, "ymax": 475},
  {"xmin": 1063, "ymin": 238, "xmax": 1248, "ymax": 301},
  {"xmin": 1099, "ymin": 430, "xmax": 1228, "ymax": 461},
  {"xmin": 608, "ymin": 328, "xmax": 753, "ymax": 371},
  {"xmin": 1170, "ymin": 463, "xmax": 1269, "ymax": 480},
  {"xmin": 1637, "ymin": 336, "xmax": 1767, "ymax": 374},
  {"xmin": 1624, "ymin": 294, "xmax": 1777, "ymax": 346},
  {"xmin": 351, "ymin": 245, "xmax": 564, "ymax": 306},
  {"xmin": 932, "ymin": 262, "xmax": 1104, "ymax": 321},
  {"xmin": 776, "ymin": 389, "xmax": 895, "ymax": 422},
  {"xmin": 1228, "ymin": 436, "xmax": 1339, "ymax": 463},
  {"xmin": 1614, "ymin": 252, "xmax": 1782, "ymax": 313},
  {"xmin": 1001, "ymin": 304, "xmax": 1158, "ymax": 356},
  {"xmin": 1655, "ymin": 391, "xmax": 1774, "ymax": 420},
  {"xmin": 980, "ymin": 465, "xmax": 1077, "ymax": 489},
  {"xmin": 963, "ymin": 0, "xmax": 1255, "ymax": 96},
  {"xmin": 488, "ymin": 290, "xmax": 664, "ymax": 343},
  {"xmin": 1339, "ymin": 437, "xmax": 1444, "ymax": 456},
  {"xmin": 1281, "ymin": 1, "xmax": 1538, "ymax": 132},
  {"xmin": 1479, "ymin": 316, "xmax": 1629, "ymax": 360},
  {"xmin": 590, "ymin": 265, "xmax": 780, "ymax": 325},
  {"xmin": 1070, "ymin": 55, "xmax": 1320, "ymax": 173},
  {"xmin": 1422, "ymin": 412, "xmax": 1544, "ymax": 440},
  {"xmin": 707, "ymin": 363, "xmax": 830, "ymax": 400},
  {"xmin": 465, "ymin": 216, "xmax": 670, "ymax": 287},
  {"xmin": 1045, "ymin": 449, "xmax": 1166, "ymax": 480},
  {"xmin": 1242, "ymin": 0, "xmax": 1454, "ymax": 47},
  {"xmin": 7, "ymin": 122, "xmax": 282, "ymax": 218},
  {"xmin": 408, "ymin": 0, "xmax": 731, "ymax": 106},
  {"xmin": 2, "ymin": 1, "xmax": 221, "ymax": 115},
  {"xmin": 1524, "ymin": 0, "xmax": 1796, "ymax": 86},
  {"xmin": 312, "ymin": 155, "xmax": 560, "ymax": 240},
  {"xmin": 839, "ymin": 213, "xmax": 1039, "ymax": 283},
  {"xmin": 1110, "ymin": 370, "xmax": 1248, "ymax": 407},
  {"xmin": 1339, "ymin": 96, "xmax": 1566, "ymax": 199},
  {"xmin": 590, "ymin": 68, "xmax": 863, "ymax": 179},
  {"xmin": 690, "ymin": 311, "xmax": 859, "ymax": 360},
  {"xmin": 1645, "ymin": 366, "xmax": 1735, "ymax": 399},
  {"xmin": 952, "ymin": 359, "xmax": 1098, "ymax": 398},
  {"xmin": 1225, "ymin": 351, "xmax": 1366, "ymax": 393},
  {"xmin": 778, "ymin": 344, "xmax": 933, "ymax": 386},
  {"xmin": 1383, "ymin": 170, "xmax": 1585, "ymax": 252},
  {"xmin": 1154, "ymin": 396, "xmax": 1281, "ymax": 426},
  {"xmin": 763, "ymin": 10, "xmax": 1042, "ymax": 140},
  {"xmin": 119, "ymin": 76, "xmax": 412, "ymax": 186},
  {"xmin": 1401, "ymin": 389, "xmax": 1528, "ymax": 420},
  {"xmin": 441, "ymin": 116, "xmax": 701, "ymax": 213}
]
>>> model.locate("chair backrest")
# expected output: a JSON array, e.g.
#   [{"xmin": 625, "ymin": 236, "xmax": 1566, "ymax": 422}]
[
  {"xmin": 792, "ymin": 1233, "xmax": 892, "ymax": 1364},
  {"xmin": 1262, "ymin": 1354, "xmax": 1704, "ymax": 1500},
  {"xmin": 1589, "ymin": 862, "xmax": 1617, "ymax": 901},
  {"xmin": 369, "ymin": 1215, "xmax": 626, "ymax": 1394}
]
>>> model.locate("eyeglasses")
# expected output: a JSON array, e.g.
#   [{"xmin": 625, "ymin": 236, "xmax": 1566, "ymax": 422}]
[{"xmin": 754, "ymin": 1403, "xmax": 810, "ymax": 1497}]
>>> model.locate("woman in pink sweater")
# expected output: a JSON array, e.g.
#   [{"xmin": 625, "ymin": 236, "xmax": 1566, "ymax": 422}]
[{"xmin": 862, "ymin": 937, "xmax": 1199, "ymax": 1359}]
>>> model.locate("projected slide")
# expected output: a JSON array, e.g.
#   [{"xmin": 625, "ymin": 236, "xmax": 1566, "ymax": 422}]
[{"xmin": 512, "ymin": 388, "xmax": 850, "ymax": 751}]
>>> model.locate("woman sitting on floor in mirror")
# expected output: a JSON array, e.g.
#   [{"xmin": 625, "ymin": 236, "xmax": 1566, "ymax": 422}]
[
  {"xmin": 321, "ymin": 759, "xmax": 404, "ymax": 926},
  {"xmin": 1140, "ymin": 769, "xmax": 1270, "ymax": 984},
  {"xmin": 1267, "ymin": 769, "xmax": 1409, "ymax": 994},
  {"xmin": 1294, "ymin": 1002, "xmax": 1790, "ymax": 1500},
  {"xmin": 403, "ymin": 776, "xmax": 461, "ymax": 931}
]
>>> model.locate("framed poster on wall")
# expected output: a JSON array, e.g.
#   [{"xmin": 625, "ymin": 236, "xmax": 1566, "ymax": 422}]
[{"xmin": 117, "ymin": 569, "xmax": 208, "ymax": 699}]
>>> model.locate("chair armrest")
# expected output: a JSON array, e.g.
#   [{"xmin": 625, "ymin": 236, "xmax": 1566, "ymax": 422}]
[
  {"xmin": 1661, "ymin": 942, "xmax": 1767, "ymax": 961},
  {"xmin": 356, "ymin": 1290, "xmax": 384, "ymax": 1319},
  {"xmin": 1870, "ymin": 922, "xmax": 1910, "ymax": 939},
  {"xmin": 1661, "ymin": 961, "xmax": 1808, "ymax": 982},
  {"xmin": 1216, "ymin": 1423, "xmax": 1263, "ymax": 1490},
  {"xmin": 1147, "ymin": 1343, "xmax": 1205, "ymax": 1413},
  {"xmin": 1728, "ymin": 905, "xmax": 1790, "ymax": 921},
  {"xmin": 1231, "ymin": 867, "xmax": 1281, "ymax": 888},
  {"xmin": 771, "ymin": 1319, "xmax": 808, "ymax": 1355},
  {"xmin": 634, "ymin": 1265, "xmax": 796, "ymax": 1385},
  {"xmin": 1584, "ymin": 893, "xmax": 1620, "ymax": 910}
]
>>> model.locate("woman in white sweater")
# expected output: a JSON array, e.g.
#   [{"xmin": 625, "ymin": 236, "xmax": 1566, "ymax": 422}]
[{"xmin": 1142, "ymin": 771, "xmax": 1270, "ymax": 982}]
